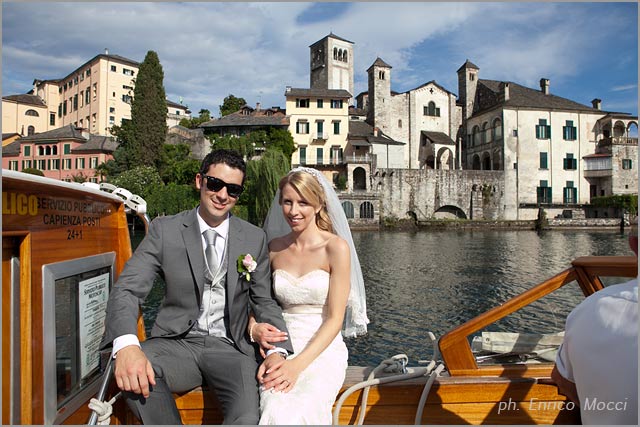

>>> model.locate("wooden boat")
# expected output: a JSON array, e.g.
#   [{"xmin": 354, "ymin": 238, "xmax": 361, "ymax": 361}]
[{"xmin": 3, "ymin": 169, "xmax": 637, "ymax": 424}]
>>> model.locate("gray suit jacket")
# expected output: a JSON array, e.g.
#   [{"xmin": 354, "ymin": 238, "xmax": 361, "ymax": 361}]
[{"xmin": 100, "ymin": 208, "xmax": 292, "ymax": 357}]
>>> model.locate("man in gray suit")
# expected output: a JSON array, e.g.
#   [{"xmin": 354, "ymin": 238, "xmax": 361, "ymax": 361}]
[{"xmin": 101, "ymin": 149, "xmax": 292, "ymax": 424}]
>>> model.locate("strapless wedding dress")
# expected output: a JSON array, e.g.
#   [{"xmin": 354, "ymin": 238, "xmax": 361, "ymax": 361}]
[{"xmin": 259, "ymin": 269, "xmax": 348, "ymax": 425}]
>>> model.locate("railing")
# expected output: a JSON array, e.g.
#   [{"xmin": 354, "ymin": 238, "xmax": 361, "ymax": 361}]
[{"xmin": 599, "ymin": 137, "xmax": 638, "ymax": 145}]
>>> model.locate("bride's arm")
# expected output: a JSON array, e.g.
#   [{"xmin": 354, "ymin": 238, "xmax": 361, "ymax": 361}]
[
  {"xmin": 248, "ymin": 312, "xmax": 288, "ymax": 357},
  {"xmin": 260, "ymin": 237, "xmax": 350, "ymax": 391}
]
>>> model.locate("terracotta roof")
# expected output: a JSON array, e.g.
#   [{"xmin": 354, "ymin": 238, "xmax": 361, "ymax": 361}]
[
  {"xmin": 72, "ymin": 135, "xmax": 118, "ymax": 152},
  {"xmin": 18, "ymin": 124, "xmax": 88, "ymax": 142},
  {"xmin": 2, "ymin": 140, "xmax": 21, "ymax": 156},
  {"xmin": 2, "ymin": 94, "xmax": 47, "ymax": 107},
  {"xmin": 348, "ymin": 120, "xmax": 404, "ymax": 145},
  {"xmin": 285, "ymin": 88, "xmax": 352, "ymax": 98},
  {"xmin": 582, "ymin": 153, "xmax": 612, "ymax": 158}
]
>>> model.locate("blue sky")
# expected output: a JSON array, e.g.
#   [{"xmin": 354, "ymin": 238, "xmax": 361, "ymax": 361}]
[{"xmin": 2, "ymin": 2, "xmax": 638, "ymax": 118}]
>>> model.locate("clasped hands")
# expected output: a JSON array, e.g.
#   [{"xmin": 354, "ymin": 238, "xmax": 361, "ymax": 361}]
[{"xmin": 252, "ymin": 322, "xmax": 299, "ymax": 393}]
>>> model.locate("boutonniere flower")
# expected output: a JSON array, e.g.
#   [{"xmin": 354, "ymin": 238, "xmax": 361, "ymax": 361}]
[{"xmin": 237, "ymin": 254, "xmax": 257, "ymax": 281}]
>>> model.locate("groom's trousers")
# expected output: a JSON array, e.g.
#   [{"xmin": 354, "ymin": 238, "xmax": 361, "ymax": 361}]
[{"xmin": 125, "ymin": 335, "xmax": 260, "ymax": 425}]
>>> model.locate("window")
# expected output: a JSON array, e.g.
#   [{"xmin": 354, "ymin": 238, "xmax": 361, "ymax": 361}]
[
  {"xmin": 80, "ymin": 91, "xmax": 84, "ymax": 107},
  {"xmin": 331, "ymin": 99, "xmax": 343, "ymax": 109},
  {"xmin": 63, "ymin": 159, "xmax": 72, "ymax": 170},
  {"xmin": 22, "ymin": 160, "xmax": 32, "ymax": 169},
  {"xmin": 25, "ymin": 109, "xmax": 39, "ymax": 117},
  {"xmin": 423, "ymin": 101, "xmax": 440, "ymax": 117},
  {"xmin": 316, "ymin": 121, "xmax": 324, "ymax": 139},
  {"xmin": 51, "ymin": 159, "xmax": 60, "ymax": 170},
  {"xmin": 92, "ymin": 114, "xmax": 97, "ymax": 126},
  {"xmin": 295, "ymin": 121, "xmax": 309, "ymax": 134},
  {"xmin": 563, "ymin": 181, "xmax": 577, "ymax": 204},
  {"xmin": 316, "ymin": 148, "xmax": 323, "ymax": 165},
  {"xmin": 109, "ymin": 107, "xmax": 115, "ymax": 113},
  {"xmin": 36, "ymin": 159, "xmax": 46, "ymax": 170},
  {"xmin": 74, "ymin": 76, "xmax": 78, "ymax": 85},
  {"xmin": 563, "ymin": 153, "xmax": 577, "ymax": 170},
  {"xmin": 398, "ymin": 119, "xmax": 402, "ymax": 128},
  {"xmin": 68, "ymin": 80, "xmax": 73, "ymax": 88},
  {"xmin": 622, "ymin": 159, "xmax": 633, "ymax": 170},
  {"xmin": 360, "ymin": 202, "xmax": 374, "ymax": 219},
  {"xmin": 122, "ymin": 95, "xmax": 132, "ymax": 104},
  {"xmin": 333, "ymin": 121, "xmax": 340, "ymax": 135},
  {"xmin": 86, "ymin": 68, "xmax": 91, "ymax": 77},
  {"xmin": 563, "ymin": 120, "xmax": 577, "ymax": 140},
  {"xmin": 109, "ymin": 116, "xmax": 115, "ymax": 123},
  {"xmin": 63, "ymin": 101, "xmax": 68, "ymax": 115},
  {"xmin": 537, "ymin": 180, "xmax": 552, "ymax": 204},
  {"xmin": 93, "ymin": 83, "xmax": 97, "ymax": 99},
  {"xmin": 9, "ymin": 161, "xmax": 18, "ymax": 171},
  {"xmin": 73, "ymin": 94, "xmax": 78, "ymax": 111},
  {"xmin": 539, "ymin": 152, "xmax": 548, "ymax": 169},
  {"xmin": 317, "ymin": 99, "xmax": 323, "ymax": 108},
  {"xmin": 85, "ymin": 90, "xmax": 90, "ymax": 105},
  {"xmin": 110, "ymin": 65, "xmax": 116, "ymax": 72},
  {"xmin": 24, "ymin": 146, "xmax": 31, "ymax": 156},
  {"xmin": 50, "ymin": 113, "xmax": 56, "ymax": 126},
  {"xmin": 296, "ymin": 98, "xmax": 310, "ymax": 108},
  {"xmin": 123, "ymin": 68, "xmax": 134, "ymax": 76},
  {"xmin": 299, "ymin": 146, "xmax": 307, "ymax": 165},
  {"xmin": 535, "ymin": 119, "xmax": 551, "ymax": 139},
  {"xmin": 58, "ymin": 104, "xmax": 62, "ymax": 117},
  {"xmin": 122, "ymin": 85, "xmax": 133, "ymax": 91},
  {"xmin": 342, "ymin": 201, "xmax": 355, "ymax": 219},
  {"xmin": 378, "ymin": 71, "xmax": 385, "ymax": 80},
  {"xmin": 76, "ymin": 158, "xmax": 86, "ymax": 169},
  {"xmin": 64, "ymin": 144, "xmax": 71, "ymax": 154},
  {"xmin": 28, "ymin": 126, "xmax": 35, "ymax": 136},
  {"xmin": 90, "ymin": 157, "xmax": 98, "ymax": 168}
]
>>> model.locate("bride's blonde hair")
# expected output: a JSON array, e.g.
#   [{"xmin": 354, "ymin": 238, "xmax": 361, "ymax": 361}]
[{"xmin": 278, "ymin": 171, "xmax": 333, "ymax": 233}]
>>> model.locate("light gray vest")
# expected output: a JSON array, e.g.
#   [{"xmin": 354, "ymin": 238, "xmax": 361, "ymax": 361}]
[{"xmin": 189, "ymin": 240, "xmax": 231, "ymax": 340}]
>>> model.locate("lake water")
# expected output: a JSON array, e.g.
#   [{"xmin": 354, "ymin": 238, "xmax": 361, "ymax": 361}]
[{"xmin": 137, "ymin": 228, "xmax": 635, "ymax": 366}]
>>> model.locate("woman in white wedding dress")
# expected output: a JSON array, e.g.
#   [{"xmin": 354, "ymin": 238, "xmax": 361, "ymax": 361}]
[{"xmin": 248, "ymin": 168, "xmax": 368, "ymax": 425}]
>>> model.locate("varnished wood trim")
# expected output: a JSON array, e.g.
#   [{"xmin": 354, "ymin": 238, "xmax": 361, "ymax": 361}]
[{"xmin": 20, "ymin": 234, "xmax": 33, "ymax": 424}]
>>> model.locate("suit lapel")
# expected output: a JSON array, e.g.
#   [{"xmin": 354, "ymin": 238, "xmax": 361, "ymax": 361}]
[
  {"xmin": 226, "ymin": 215, "xmax": 243, "ymax": 298},
  {"xmin": 183, "ymin": 208, "xmax": 206, "ymax": 302}
]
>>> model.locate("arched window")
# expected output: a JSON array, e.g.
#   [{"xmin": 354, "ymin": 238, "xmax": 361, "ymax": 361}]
[
  {"xmin": 45, "ymin": 146, "xmax": 51, "ymax": 156},
  {"xmin": 28, "ymin": 126, "xmax": 35, "ymax": 136},
  {"xmin": 378, "ymin": 71, "xmax": 385, "ymax": 80},
  {"xmin": 359, "ymin": 202, "xmax": 374, "ymax": 219},
  {"xmin": 398, "ymin": 119, "xmax": 402, "ymax": 128},
  {"xmin": 333, "ymin": 48, "xmax": 338, "ymax": 60},
  {"xmin": 25, "ymin": 109, "xmax": 39, "ymax": 117},
  {"xmin": 38, "ymin": 146, "xmax": 44, "ymax": 156},
  {"xmin": 472, "ymin": 154, "xmax": 481, "ymax": 170},
  {"xmin": 492, "ymin": 118, "xmax": 502, "ymax": 140},
  {"xmin": 428, "ymin": 101, "xmax": 436, "ymax": 116},
  {"xmin": 341, "ymin": 201, "xmax": 354, "ymax": 219},
  {"xmin": 353, "ymin": 167, "xmax": 366, "ymax": 190},
  {"xmin": 52, "ymin": 146, "xmax": 58, "ymax": 155},
  {"xmin": 343, "ymin": 51, "xmax": 348, "ymax": 63},
  {"xmin": 472, "ymin": 125, "xmax": 480, "ymax": 146},
  {"xmin": 481, "ymin": 122, "xmax": 489, "ymax": 144}
]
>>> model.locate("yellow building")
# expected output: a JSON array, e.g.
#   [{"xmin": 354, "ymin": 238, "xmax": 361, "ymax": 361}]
[{"xmin": 2, "ymin": 50, "xmax": 189, "ymax": 137}]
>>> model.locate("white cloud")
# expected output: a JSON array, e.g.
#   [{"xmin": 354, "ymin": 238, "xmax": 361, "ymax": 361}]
[{"xmin": 611, "ymin": 84, "xmax": 638, "ymax": 92}]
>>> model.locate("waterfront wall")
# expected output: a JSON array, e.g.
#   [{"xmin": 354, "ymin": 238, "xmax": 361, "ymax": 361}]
[{"xmin": 376, "ymin": 169, "xmax": 508, "ymax": 221}]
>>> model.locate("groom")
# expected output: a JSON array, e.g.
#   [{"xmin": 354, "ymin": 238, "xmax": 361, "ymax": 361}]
[{"xmin": 100, "ymin": 149, "xmax": 293, "ymax": 424}]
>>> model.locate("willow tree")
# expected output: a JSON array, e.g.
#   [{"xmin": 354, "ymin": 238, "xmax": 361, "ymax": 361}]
[
  {"xmin": 245, "ymin": 150, "xmax": 290, "ymax": 226},
  {"xmin": 131, "ymin": 50, "xmax": 167, "ymax": 168}
]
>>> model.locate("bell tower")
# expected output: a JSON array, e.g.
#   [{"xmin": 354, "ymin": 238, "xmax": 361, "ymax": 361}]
[{"xmin": 309, "ymin": 33, "xmax": 354, "ymax": 101}]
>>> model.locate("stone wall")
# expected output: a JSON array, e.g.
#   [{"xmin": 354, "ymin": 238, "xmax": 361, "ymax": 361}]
[{"xmin": 376, "ymin": 168, "xmax": 506, "ymax": 221}]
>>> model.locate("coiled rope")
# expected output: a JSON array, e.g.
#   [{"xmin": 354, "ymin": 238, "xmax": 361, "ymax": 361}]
[{"xmin": 332, "ymin": 332, "xmax": 446, "ymax": 425}]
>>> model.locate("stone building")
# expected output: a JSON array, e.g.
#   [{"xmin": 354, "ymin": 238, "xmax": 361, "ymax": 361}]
[
  {"xmin": 199, "ymin": 104, "xmax": 288, "ymax": 137},
  {"xmin": 457, "ymin": 61, "xmax": 638, "ymax": 220},
  {"xmin": 357, "ymin": 59, "xmax": 461, "ymax": 170}
]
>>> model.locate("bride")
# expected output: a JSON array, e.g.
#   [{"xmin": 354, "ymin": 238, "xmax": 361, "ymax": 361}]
[{"xmin": 249, "ymin": 167, "xmax": 368, "ymax": 425}]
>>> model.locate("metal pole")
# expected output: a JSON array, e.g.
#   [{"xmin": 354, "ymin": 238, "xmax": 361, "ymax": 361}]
[{"xmin": 87, "ymin": 356, "xmax": 114, "ymax": 425}]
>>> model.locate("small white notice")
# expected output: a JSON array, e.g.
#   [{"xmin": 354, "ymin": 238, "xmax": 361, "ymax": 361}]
[{"xmin": 78, "ymin": 273, "xmax": 110, "ymax": 378}]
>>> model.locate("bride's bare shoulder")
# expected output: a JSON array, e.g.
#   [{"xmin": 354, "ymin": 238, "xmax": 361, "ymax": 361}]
[
  {"xmin": 325, "ymin": 233, "xmax": 349, "ymax": 256},
  {"xmin": 268, "ymin": 235, "xmax": 292, "ymax": 252}
]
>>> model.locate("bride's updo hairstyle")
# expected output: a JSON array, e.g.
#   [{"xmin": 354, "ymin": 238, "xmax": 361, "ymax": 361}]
[{"xmin": 279, "ymin": 171, "xmax": 333, "ymax": 233}]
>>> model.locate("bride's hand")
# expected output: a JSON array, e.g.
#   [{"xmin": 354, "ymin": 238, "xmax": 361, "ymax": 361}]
[
  {"xmin": 260, "ymin": 359, "xmax": 302, "ymax": 393},
  {"xmin": 251, "ymin": 322, "xmax": 288, "ymax": 357}
]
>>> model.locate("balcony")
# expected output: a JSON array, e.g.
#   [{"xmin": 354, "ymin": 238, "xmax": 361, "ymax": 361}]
[
  {"xmin": 599, "ymin": 137, "xmax": 638, "ymax": 146},
  {"xmin": 583, "ymin": 156, "xmax": 612, "ymax": 178}
]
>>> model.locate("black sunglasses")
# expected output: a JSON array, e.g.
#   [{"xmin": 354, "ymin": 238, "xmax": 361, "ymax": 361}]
[{"xmin": 202, "ymin": 175, "xmax": 244, "ymax": 198}]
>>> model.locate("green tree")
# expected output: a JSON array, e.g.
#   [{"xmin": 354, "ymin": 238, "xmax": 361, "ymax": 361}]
[
  {"xmin": 244, "ymin": 150, "xmax": 290, "ymax": 226},
  {"xmin": 159, "ymin": 144, "xmax": 201, "ymax": 185},
  {"xmin": 109, "ymin": 166, "xmax": 164, "ymax": 201},
  {"xmin": 145, "ymin": 182, "xmax": 199, "ymax": 217},
  {"xmin": 179, "ymin": 109, "xmax": 212, "ymax": 129},
  {"xmin": 219, "ymin": 94, "xmax": 246, "ymax": 117},
  {"xmin": 22, "ymin": 167, "xmax": 44, "ymax": 176},
  {"xmin": 266, "ymin": 128, "xmax": 295, "ymax": 164},
  {"xmin": 131, "ymin": 50, "xmax": 167, "ymax": 168}
]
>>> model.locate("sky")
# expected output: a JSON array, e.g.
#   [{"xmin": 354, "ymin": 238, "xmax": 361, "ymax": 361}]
[{"xmin": 2, "ymin": 2, "xmax": 638, "ymax": 119}]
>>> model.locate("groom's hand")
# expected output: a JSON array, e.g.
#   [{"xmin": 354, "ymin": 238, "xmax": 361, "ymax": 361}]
[
  {"xmin": 114, "ymin": 345, "xmax": 156, "ymax": 398},
  {"xmin": 257, "ymin": 353, "xmax": 285, "ymax": 386}
]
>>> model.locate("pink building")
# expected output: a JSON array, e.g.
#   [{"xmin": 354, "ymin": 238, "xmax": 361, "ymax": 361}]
[{"xmin": 2, "ymin": 124, "xmax": 117, "ymax": 182}]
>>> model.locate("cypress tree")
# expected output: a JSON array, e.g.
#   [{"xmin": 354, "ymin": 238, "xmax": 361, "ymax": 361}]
[{"xmin": 131, "ymin": 50, "xmax": 167, "ymax": 168}]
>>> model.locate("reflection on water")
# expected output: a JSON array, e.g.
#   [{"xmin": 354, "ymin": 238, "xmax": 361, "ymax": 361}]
[{"xmin": 135, "ymin": 229, "xmax": 634, "ymax": 366}]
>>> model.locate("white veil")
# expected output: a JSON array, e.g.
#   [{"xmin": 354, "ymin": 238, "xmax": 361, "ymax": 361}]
[{"xmin": 263, "ymin": 167, "xmax": 369, "ymax": 338}]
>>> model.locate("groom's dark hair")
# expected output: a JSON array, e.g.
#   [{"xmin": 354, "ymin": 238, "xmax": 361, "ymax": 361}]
[{"xmin": 200, "ymin": 149, "xmax": 247, "ymax": 183}]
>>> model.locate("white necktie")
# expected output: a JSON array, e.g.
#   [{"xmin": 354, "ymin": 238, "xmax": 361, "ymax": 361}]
[{"xmin": 204, "ymin": 229, "xmax": 218, "ymax": 273}]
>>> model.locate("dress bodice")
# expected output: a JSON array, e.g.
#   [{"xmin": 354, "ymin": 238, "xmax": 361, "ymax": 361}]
[{"xmin": 272, "ymin": 269, "xmax": 329, "ymax": 312}]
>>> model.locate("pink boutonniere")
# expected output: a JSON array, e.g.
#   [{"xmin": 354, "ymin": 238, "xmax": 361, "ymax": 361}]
[{"xmin": 237, "ymin": 254, "xmax": 257, "ymax": 281}]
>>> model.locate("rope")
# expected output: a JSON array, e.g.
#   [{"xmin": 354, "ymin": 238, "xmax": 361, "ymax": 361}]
[
  {"xmin": 332, "ymin": 332, "xmax": 444, "ymax": 426},
  {"xmin": 87, "ymin": 392, "xmax": 120, "ymax": 425}
]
